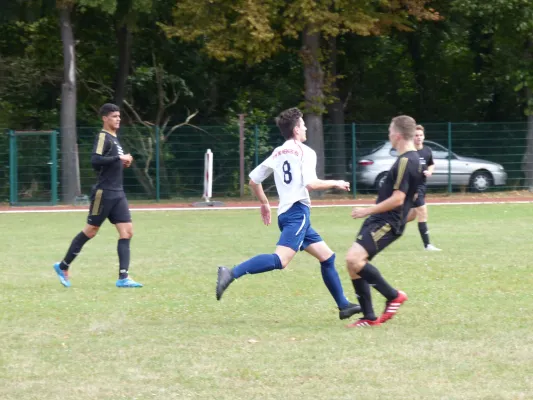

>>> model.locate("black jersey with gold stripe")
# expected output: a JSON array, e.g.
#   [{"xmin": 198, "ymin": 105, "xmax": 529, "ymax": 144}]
[
  {"xmin": 371, "ymin": 150, "xmax": 422, "ymax": 234},
  {"xmin": 417, "ymin": 145, "xmax": 434, "ymax": 185},
  {"xmin": 90, "ymin": 130, "xmax": 125, "ymax": 191}
]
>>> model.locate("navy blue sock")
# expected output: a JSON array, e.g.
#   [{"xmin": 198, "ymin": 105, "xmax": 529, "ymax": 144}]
[
  {"xmin": 358, "ymin": 263, "xmax": 398, "ymax": 301},
  {"xmin": 352, "ymin": 278, "xmax": 376, "ymax": 320},
  {"xmin": 320, "ymin": 254, "xmax": 350, "ymax": 309},
  {"xmin": 231, "ymin": 254, "xmax": 283, "ymax": 279}
]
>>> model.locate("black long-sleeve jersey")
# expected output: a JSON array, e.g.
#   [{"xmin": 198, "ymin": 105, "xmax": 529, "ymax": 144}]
[
  {"xmin": 91, "ymin": 130, "xmax": 125, "ymax": 191},
  {"xmin": 369, "ymin": 150, "xmax": 423, "ymax": 234}
]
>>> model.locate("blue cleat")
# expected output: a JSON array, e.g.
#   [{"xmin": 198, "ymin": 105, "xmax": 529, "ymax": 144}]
[
  {"xmin": 53, "ymin": 262, "xmax": 71, "ymax": 288},
  {"xmin": 116, "ymin": 277, "xmax": 143, "ymax": 288}
]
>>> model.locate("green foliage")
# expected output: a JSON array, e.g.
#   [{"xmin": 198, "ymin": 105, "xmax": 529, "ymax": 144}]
[
  {"xmin": 0, "ymin": 0, "xmax": 524, "ymax": 128},
  {"xmin": 2, "ymin": 0, "xmax": 533, "ymax": 198},
  {"xmin": 160, "ymin": 0, "xmax": 281, "ymax": 64},
  {"xmin": 163, "ymin": 0, "xmax": 440, "ymax": 64},
  {"xmin": 0, "ymin": 0, "xmax": 531, "ymax": 129},
  {"xmin": 60, "ymin": 0, "xmax": 152, "ymax": 14},
  {"xmin": 75, "ymin": 0, "xmax": 117, "ymax": 14},
  {"xmin": 452, "ymin": 0, "xmax": 533, "ymax": 115},
  {"xmin": 0, "ymin": 17, "xmax": 62, "ymax": 129}
]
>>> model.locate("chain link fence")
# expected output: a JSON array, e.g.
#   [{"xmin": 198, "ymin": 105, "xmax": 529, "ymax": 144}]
[{"xmin": 3, "ymin": 121, "xmax": 532, "ymax": 204}]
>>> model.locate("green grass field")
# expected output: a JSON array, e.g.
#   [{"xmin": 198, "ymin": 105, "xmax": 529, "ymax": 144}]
[{"xmin": 1, "ymin": 204, "xmax": 532, "ymax": 400}]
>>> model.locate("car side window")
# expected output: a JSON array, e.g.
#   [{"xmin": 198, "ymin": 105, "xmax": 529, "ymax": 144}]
[
  {"xmin": 425, "ymin": 142, "xmax": 452, "ymax": 159},
  {"xmin": 432, "ymin": 150, "xmax": 449, "ymax": 159}
]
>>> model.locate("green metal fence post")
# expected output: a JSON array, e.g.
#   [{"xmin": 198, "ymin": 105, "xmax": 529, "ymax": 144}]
[
  {"xmin": 9, "ymin": 130, "xmax": 18, "ymax": 205},
  {"xmin": 254, "ymin": 125, "xmax": 259, "ymax": 167},
  {"xmin": 351, "ymin": 123, "xmax": 357, "ymax": 198},
  {"xmin": 50, "ymin": 130, "xmax": 58, "ymax": 205},
  {"xmin": 447, "ymin": 122, "xmax": 452, "ymax": 193},
  {"xmin": 155, "ymin": 126, "xmax": 160, "ymax": 202}
]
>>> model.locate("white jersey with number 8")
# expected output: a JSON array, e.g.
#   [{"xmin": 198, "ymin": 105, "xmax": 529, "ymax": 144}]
[{"xmin": 249, "ymin": 139, "xmax": 318, "ymax": 215}]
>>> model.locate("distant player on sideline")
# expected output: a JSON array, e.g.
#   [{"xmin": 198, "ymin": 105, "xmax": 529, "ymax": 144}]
[
  {"xmin": 216, "ymin": 107, "xmax": 362, "ymax": 320},
  {"xmin": 406, "ymin": 124, "xmax": 441, "ymax": 251},
  {"xmin": 345, "ymin": 116, "xmax": 422, "ymax": 327},
  {"xmin": 53, "ymin": 103, "xmax": 143, "ymax": 288}
]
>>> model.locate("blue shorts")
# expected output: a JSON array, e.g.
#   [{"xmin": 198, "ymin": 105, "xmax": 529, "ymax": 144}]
[{"xmin": 276, "ymin": 202, "xmax": 323, "ymax": 252}]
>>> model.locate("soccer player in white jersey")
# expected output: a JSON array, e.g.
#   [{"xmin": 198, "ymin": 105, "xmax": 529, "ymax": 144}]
[{"xmin": 216, "ymin": 107, "xmax": 362, "ymax": 320}]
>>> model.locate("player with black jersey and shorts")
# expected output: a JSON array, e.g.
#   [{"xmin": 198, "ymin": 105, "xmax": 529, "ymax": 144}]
[
  {"xmin": 344, "ymin": 115, "xmax": 423, "ymax": 327},
  {"xmin": 53, "ymin": 103, "xmax": 143, "ymax": 288},
  {"xmin": 406, "ymin": 124, "xmax": 441, "ymax": 251}
]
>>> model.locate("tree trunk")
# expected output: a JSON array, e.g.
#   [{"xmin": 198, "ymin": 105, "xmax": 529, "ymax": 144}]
[
  {"xmin": 302, "ymin": 26, "xmax": 325, "ymax": 181},
  {"xmin": 113, "ymin": 23, "xmax": 132, "ymax": 110},
  {"xmin": 158, "ymin": 144, "xmax": 171, "ymax": 198},
  {"xmin": 326, "ymin": 36, "xmax": 346, "ymax": 180},
  {"xmin": 406, "ymin": 31, "xmax": 427, "ymax": 116},
  {"xmin": 130, "ymin": 163, "xmax": 155, "ymax": 197},
  {"xmin": 59, "ymin": 6, "xmax": 80, "ymax": 204}
]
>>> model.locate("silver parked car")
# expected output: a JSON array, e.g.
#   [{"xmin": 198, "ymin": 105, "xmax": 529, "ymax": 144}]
[{"xmin": 355, "ymin": 141, "xmax": 507, "ymax": 192}]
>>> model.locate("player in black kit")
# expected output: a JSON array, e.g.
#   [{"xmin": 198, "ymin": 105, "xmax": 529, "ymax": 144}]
[
  {"xmin": 406, "ymin": 124, "xmax": 441, "ymax": 251},
  {"xmin": 345, "ymin": 115, "xmax": 422, "ymax": 327},
  {"xmin": 53, "ymin": 103, "xmax": 143, "ymax": 288}
]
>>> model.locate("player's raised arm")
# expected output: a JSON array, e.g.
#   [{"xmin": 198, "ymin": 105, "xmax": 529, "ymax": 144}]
[
  {"xmin": 351, "ymin": 191, "xmax": 405, "ymax": 219},
  {"xmin": 306, "ymin": 179, "xmax": 350, "ymax": 192},
  {"xmin": 352, "ymin": 157, "xmax": 411, "ymax": 219},
  {"xmin": 301, "ymin": 148, "xmax": 350, "ymax": 192}
]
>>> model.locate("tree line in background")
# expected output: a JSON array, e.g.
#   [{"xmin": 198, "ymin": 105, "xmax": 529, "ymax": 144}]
[{"xmin": 1, "ymin": 0, "xmax": 533, "ymax": 202}]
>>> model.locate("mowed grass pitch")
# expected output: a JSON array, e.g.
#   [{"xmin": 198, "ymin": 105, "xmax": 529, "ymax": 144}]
[{"xmin": 0, "ymin": 204, "xmax": 532, "ymax": 400}]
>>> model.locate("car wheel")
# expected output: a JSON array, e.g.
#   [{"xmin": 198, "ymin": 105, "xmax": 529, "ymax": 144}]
[
  {"xmin": 469, "ymin": 170, "xmax": 493, "ymax": 192},
  {"xmin": 374, "ymin": 172, "xmax": 388, "ymax": 191}
]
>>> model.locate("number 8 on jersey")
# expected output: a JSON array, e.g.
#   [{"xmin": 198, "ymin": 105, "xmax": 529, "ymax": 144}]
[{"xmin": 283, "ymin": 161, "xmax": 292, "ymax": 184}]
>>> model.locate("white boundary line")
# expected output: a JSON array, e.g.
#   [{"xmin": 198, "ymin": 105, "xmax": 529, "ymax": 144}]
[{"xmin": 0, "ymin": 200, "xmax": 531, "ymax": 214}]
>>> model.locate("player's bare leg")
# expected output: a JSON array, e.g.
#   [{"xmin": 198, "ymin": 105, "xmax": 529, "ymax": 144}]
[{"xmin": 406, "ymin": 208, "xmax": 417, "ymax": 223}]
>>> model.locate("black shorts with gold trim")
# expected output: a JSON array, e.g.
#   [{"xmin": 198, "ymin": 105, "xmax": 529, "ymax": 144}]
[
  {"xmin": 413, "ymin": 184, "xmax": 427, "ymax": 208},
  {"xmin": 87, "ymin": 189, "xmax": 131, "ymax": 227},
  {"xmin": 355, "ymin": 218, "xmax": 401, "ymax": 260}
]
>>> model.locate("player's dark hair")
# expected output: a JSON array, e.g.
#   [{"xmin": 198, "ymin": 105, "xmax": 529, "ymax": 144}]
[
  {"xmin": 391, "ymin": 115, "xmax": 417, "ymax": 140},
  {"xmin": 99, "ymin": 103, "xmax": 120, "ymax": 117},
  {"xmin": 275, "ymin": 108, "xmax": 303, "ymax": 140}
]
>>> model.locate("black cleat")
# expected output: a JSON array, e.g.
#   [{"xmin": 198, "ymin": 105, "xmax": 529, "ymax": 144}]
[
  {"xmin": 216, "ymin": 266, "xmax": 235, "ymax": 300},
  {"xmin": 339, "ymin": 302, "xmax": 363, "ymax": 320}
]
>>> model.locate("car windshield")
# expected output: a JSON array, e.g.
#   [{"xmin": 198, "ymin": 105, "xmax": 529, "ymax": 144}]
[{"xmin": 357, "ymin": 142, "xmax": 386, "ymax": 156}]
